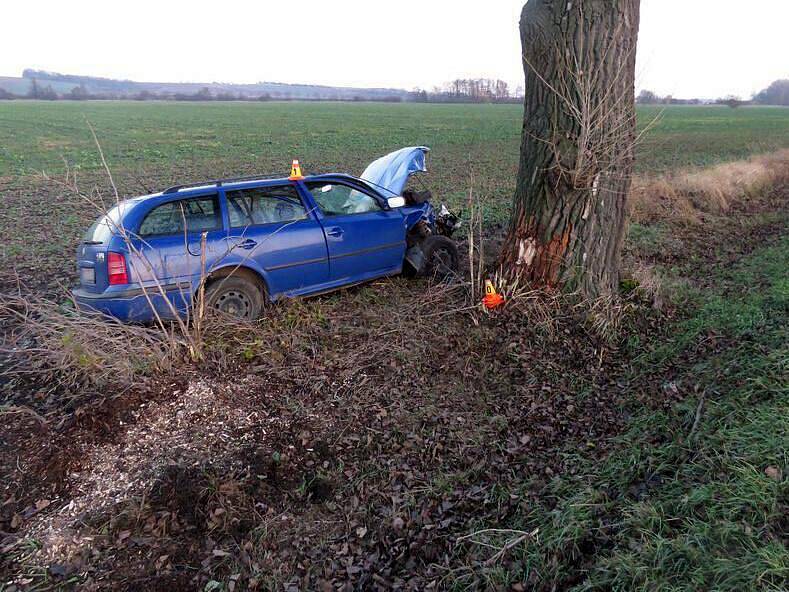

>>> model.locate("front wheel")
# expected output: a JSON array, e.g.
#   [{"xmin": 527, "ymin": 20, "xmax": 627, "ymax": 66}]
[{"xmin": 418, "ymin": 235, "xmax": 460, "ymax": 280}]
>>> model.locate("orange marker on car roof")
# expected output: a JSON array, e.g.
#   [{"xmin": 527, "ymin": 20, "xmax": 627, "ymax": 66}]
[{"xmin": 289, "ymin": 159, "xmax": 304, "ymax": 180}]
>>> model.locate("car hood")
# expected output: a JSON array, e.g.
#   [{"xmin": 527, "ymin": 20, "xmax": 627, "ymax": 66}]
[{"xmin": 360, "ymin": 146, "xmax": 430, "ymax": 197}]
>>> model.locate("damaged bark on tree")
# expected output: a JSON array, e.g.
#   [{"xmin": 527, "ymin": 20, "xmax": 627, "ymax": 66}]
[{"xmin": 501, "ymin": 0, "xmax": 641, "ymax": 298}]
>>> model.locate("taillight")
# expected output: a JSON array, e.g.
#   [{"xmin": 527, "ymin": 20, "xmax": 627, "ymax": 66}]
[{"xmin": 107, "ymin": 252, "xmax": 129, "ymax": 285}]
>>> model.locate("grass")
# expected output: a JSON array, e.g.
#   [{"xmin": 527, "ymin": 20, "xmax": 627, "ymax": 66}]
[
  {"xmin": 0, "ymin": 101, "xmax": 523, "ymax": 177},
  {"xmin": 490, "ymin": 237, "xmax": 788, "ymax": 591},
  {"xmin": 0, "ymin": 102, "xmax": 787, "ymax": 225},
  {"xmin": 635, "ymin": 105, "xmax": 789, "ymax": 172}
]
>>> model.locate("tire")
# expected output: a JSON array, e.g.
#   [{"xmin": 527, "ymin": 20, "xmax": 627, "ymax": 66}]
[
  {"xmin": 418, "ymin": 235, "xmax": 460, "ymax": 280},
  {"xmin": 203, "ymin": 275, "xmax": 264, "ymax": 320}
]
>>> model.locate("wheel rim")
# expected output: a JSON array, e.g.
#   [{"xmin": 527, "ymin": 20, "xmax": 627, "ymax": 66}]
[
  {"xmin": 213, "ymin": 289, "xmax": 253, "ymax": 318},
  {"xmin": 428, "ymin": 247, "xmax": 457, "ymax": 280}
]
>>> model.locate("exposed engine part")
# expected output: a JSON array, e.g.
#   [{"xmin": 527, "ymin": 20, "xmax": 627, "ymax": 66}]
[
  {"xmin": 406, "ymin": 219, "xmax": 431, "ymax": 246},
  {"xmin": 435, "ymin": 204, "xmax": 462, "ymax": 238}
]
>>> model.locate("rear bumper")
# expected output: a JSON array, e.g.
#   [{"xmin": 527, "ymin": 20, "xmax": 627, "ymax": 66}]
[{"xmin": 73, "ymin": 282, "xmax": 192, "ymax": 322}]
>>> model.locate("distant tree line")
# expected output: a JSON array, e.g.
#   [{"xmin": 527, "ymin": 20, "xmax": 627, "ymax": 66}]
[
  {"xmin": 27, "ymin": 78, "xmax": 59, "ymax": 100},
  {"xmin": 637, "ymin": 89, "xmax": 747, "ymax": 108},
  {"xmin": 1, "ymin": 78, "xmax": 522, "ymax": 103},
  {"xmin": 0, "ymin": 78, "xmax": 93, "ymax": 101},
  {"xmin": 0, "ymin": 80, "xmax": 407, "ymax": 103},
  {"xmin": 6, "ymin": 75, "xmax": 785, "ymax": 106},
  {"xmin": 636, "ymin": 90, "xmax": 704, "ymax": 105},
  {"xmin": 753, "ymin": 79, "xmax": 789, "ymax": 106},
  {"xmin": 408, "ymin": 79, "xmax": 522, "ymax": 103},
  {"xmin": 170, "ymin": 87, "xmax": 272, "ymax": 102},
  {"xmin": 638, "ymin": 91, "xmax": 748, "ymax": 109},
  {"xmin": 635, "ymin": 79, "xmax": 789, "ymax": 108}
]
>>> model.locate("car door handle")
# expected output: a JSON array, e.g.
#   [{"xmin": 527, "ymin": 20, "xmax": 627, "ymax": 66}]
[
  {"xmin": 327, "ymin": 227, "xmax": 344, "ymax": 238},
  {"xmin": 235, "ymin": 238, "xmax": 258, "ymax": 250}
]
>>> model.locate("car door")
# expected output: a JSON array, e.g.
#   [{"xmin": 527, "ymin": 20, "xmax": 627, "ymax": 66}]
[
  {"xmin": 304, "ymin": 181, "xmax": 406, "ymax": 282},
  {"xmin": 224, "ymin": 183, "xmax": 329, "ymax": 295},
  {"xmin": 130, "ymin": 193, "xmax": 227, "ymax": 296}
]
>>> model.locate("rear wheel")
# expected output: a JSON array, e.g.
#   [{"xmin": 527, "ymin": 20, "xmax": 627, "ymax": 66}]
[
  {"xmin": 419, "ymin": 235, "xmax": 460, "ymax": 281},
  {"xmin": 204, "ymin": 276, "xmax": 264, "ymax": 320}
]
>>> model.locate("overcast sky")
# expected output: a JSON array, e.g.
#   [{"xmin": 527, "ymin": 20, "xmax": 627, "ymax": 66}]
[{"xmin": 1, "ymin": 0, "xmax": 786, "ymax": 99}]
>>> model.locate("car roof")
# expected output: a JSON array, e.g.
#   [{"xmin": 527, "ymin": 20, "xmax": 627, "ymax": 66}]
[
  {"xmin": 115, "ymin": 173, "xmax": 385, "ymax": 217},
  {"xmin": 158, "ymin": 172, "xmax": 372, "ymax": 195}
]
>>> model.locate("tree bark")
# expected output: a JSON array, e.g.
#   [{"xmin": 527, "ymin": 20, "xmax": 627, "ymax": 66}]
[{"xmin": 500, "ymin": 0, "xmax": 641, "ymax": 298}]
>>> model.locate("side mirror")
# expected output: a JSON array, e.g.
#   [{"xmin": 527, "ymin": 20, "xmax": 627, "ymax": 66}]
[{"xmin": 387, "ymin": 196, "xmax": 406, "ymax": 208}]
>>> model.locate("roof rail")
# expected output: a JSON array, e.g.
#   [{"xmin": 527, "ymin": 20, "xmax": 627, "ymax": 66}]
[{"xmin": 162, "ymin": 173, "xmax": 290, "ymax": 194}]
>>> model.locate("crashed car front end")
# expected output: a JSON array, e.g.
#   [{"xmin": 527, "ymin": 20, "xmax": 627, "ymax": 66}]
[
  {"xmin": 399, "ymin": 197, "xmax": 461, "ymax": 274},
  {"xmin": 358, "ymin": 146, "xmax": 461, "ymax": 275}
]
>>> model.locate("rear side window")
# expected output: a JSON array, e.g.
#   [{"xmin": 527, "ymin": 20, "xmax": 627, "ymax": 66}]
[
  {"xmin": 83, "ymin": 202, "xmax": 133, "ymax": 243},
  {"xmin": 138, "ymin": 195, "xmax": 221, "ymax": 237},
  {"xmin": 226, "ymin": 185, "xmax": 307, "ymax": 228}
]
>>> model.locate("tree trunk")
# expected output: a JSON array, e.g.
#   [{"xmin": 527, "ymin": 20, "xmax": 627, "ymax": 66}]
[{"xmin": 500, "ymin": 0, "xmax": 641, "ymax": 298}]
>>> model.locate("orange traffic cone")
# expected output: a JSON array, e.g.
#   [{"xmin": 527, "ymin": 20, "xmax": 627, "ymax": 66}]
[
  {"xmin": 289, "ymin": 159, "xmax": 304, "ymax": 180},
  {"xmin": 482, "ymin": 280, "xmax": 505, "ymax": 310}
]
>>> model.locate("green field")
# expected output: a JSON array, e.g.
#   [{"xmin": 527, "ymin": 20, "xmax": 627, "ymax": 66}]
[
  {"xmin": 1, "ymin": 101, "xmax": 787, "ymax": 236},
  {"xmin": 2, "ymin": 101, "xmax": 788, "ymax": 179}
]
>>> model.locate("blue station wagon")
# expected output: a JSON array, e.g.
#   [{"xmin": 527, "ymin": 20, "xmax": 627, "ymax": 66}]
[{"xmin": 73, "ymin": 147, "xmax": 460, "ymax": 321}]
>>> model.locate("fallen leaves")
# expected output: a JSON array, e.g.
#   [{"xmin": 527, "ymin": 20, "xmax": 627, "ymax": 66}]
[
  {"xmin": 764, "ymin": 466, "xmax": 781, "ymax": 481},
  {"xmin": 1, "ymin": 251, "xmax": 676, "ymax": 590}
]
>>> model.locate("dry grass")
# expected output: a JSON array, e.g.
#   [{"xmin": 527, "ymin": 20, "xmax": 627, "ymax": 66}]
[
  {"xmin": 0, "ymin": 293, "xmax": 181, "ymax": 395},
  {"xmin": 630, "ymin": 149, "xmax": 789, "ymax": 224},
  {"xmin": 485, "ymin": 268, "xmax": 562, "ymax": 335},
  {"xmin": 627, "ymin": 263, "xmax": 667, "ymax": 308}
]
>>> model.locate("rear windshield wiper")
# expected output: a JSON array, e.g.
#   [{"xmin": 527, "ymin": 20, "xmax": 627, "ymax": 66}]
[{"xmin": 82, "ymin": 240, "xmax": 103, "ymax": 245}]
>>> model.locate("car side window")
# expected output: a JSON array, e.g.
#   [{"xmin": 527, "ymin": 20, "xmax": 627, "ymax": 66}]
[
  {"xmin": 138, "ymin": 195, "xmax": 221, "ymax": 237},
  {"xmin": 226, "ymin": 185, "xmax": 307, "ymax": 228},
  {"xmin": 307, "ymin": 183, "xmax": 382, "ymax": 216}
]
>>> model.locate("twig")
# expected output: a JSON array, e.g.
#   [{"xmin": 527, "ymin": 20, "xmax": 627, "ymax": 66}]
[
  {"xmin": 457, "ymin": 528, "xmax": 539, "ymax": 567},
  {"xmin": 0, "ymin": 405, "xmax": 47, "ymax": 425},
  {"xmin": 484, "ymin": 533, "xmax": 530, "ymax": 566},
  {"xmin": 688, "ymin": 390, "xmax": 706, "ymax": 440}
]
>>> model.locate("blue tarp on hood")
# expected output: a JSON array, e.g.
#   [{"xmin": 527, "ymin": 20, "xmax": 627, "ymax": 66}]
[{"xmin": 360, "ymin": 146, "xmax": 430, "ymax": 197}]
